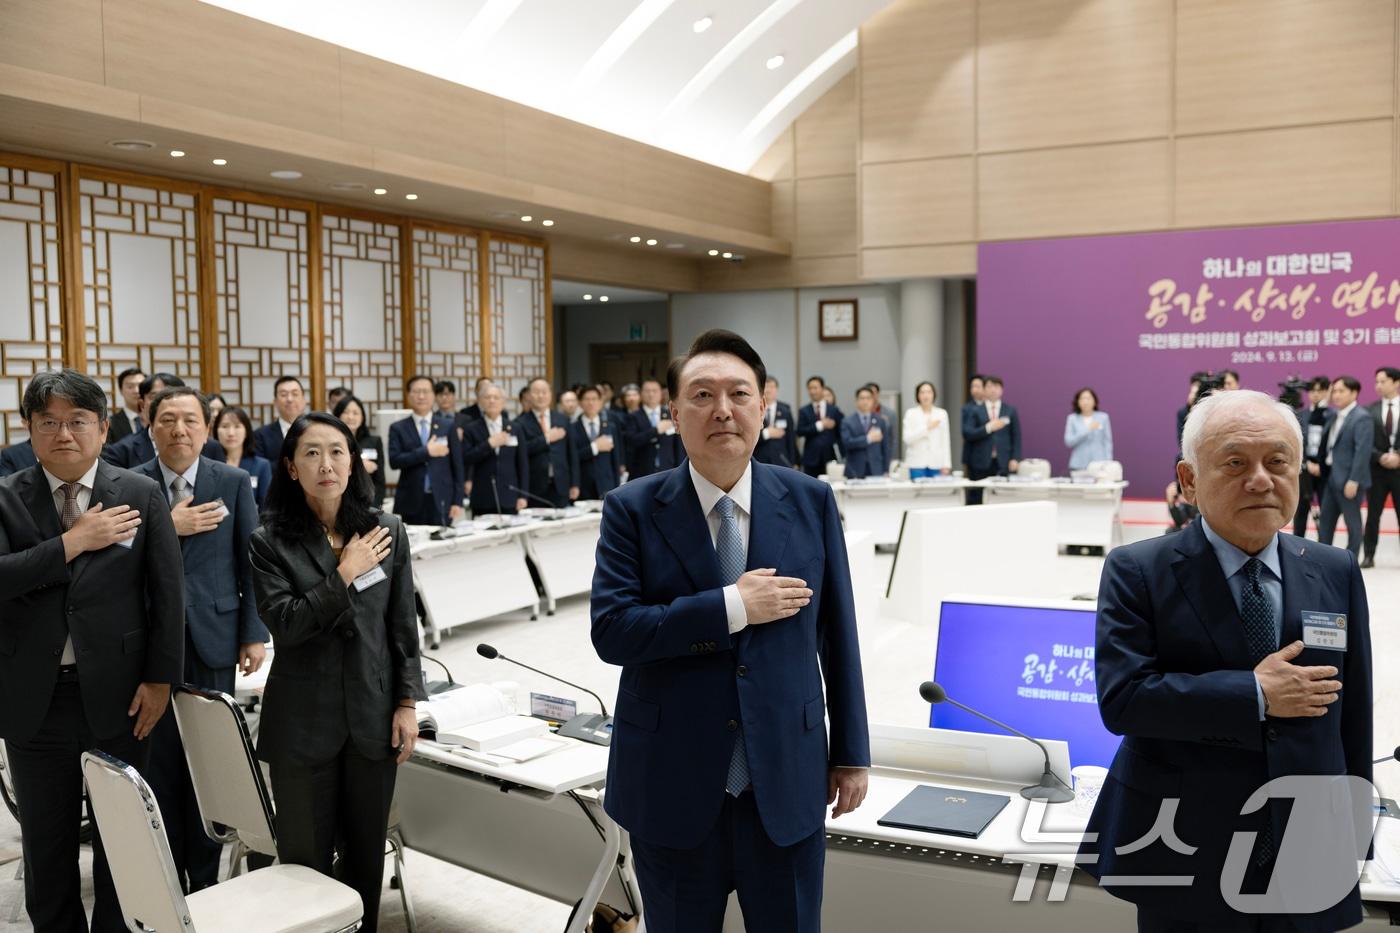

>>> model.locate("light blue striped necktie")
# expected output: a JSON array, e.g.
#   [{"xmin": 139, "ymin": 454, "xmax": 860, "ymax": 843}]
[{"xmin": 714, "ymin": 495, "xmax": 750, "ymax": 795}]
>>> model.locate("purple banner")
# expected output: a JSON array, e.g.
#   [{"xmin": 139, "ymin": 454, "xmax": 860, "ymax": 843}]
[{"xmin": 977, "ymin": 219, "xmax": 1400, "ymax": 493}]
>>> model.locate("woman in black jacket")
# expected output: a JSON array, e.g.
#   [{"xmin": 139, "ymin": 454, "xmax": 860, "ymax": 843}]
[
  {"xmin": 248, "ymin": 412, "xmax": 426, "ymax": 932},
  {"xmin": 333, "ymin": 395, "xmax": 387, "ymax": 507}
]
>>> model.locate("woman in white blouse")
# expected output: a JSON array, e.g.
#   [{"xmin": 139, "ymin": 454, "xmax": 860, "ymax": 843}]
[{"xmin": 903, "ymin": 381, "xmax": 952, "ymax": 477}]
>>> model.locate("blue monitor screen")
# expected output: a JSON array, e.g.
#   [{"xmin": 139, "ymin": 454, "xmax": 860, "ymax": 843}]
[{"xmin": 930, "ymin": 601, "xmax": 1121, "ymax": 768}]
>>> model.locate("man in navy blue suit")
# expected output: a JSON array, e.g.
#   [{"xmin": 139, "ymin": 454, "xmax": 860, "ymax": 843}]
[
  {"xmin": 1081, "ymin": 389, "xmax": 1372, "ymax": 932},
  {"xmin": 795, "ymin": 375, "xmax": 842, "ymax": 477},
  {"xmin": 570, "ymin": 386, "xmax": 621, "ymax": 500},
  {"xmin": 1316, "ymin": 375, "xmax": 1373, "ymax": 558},
  {"xmin": 103, "ymin": 373, "xmax": 217, "ymax": 469},
  {"xmin": 517, "ymin": 377, "xmax": 579, "ymax": 507},
  {"xmin": 135, "ymin": 386, "xmax": 268, "ymax": 892},
  {"xmin": 252, "ymin": 375, "xmax": 307, "ymax": 462},
  {"xmin": 0, "ymin": 439, "xmax": 36, "ymax": 477},
  {"xmin": 839, "ymin": 386, "xmax": 888, "ymax": 478},
  {"xmin": 389, "ymin": 375, "xmax": 464, "ymax": 526},
  {"xmin": 961, "ymin": 374, "xmax": 1020, "ymax": 504},
  {"xmin": 754, "ymin": 377, "xmax": 797, "ymax": 468},
  {"xmin": 592, "ymin": 329, "xmax": 869, "ymax": 932},
  {"xmin": 461, "ymin": 383, "xmax": 529, "ymax": 515},
  {"xmin": 621, "ymin": 378, "xmax": 684, "ymax": 478}
]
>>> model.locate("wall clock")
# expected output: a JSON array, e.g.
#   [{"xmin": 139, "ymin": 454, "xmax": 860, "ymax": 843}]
[{"xmin": 818, "ymin": 299, "xmax": 858, "ymax": 341}]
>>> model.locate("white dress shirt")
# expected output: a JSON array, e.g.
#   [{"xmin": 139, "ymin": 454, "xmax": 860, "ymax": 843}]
[
  {"xmin": 277, "ymin": 418, "xmax": 294, "ymax": 437},
  {"xmin": 43, "ymin": 460, "xmax": 100, "ymax": 664},
  {"xmin": 121, "ymin": 407, "xmax": 142, "ymax": 430},
  {"xmin": 156, "ymin": 457, "xmax": 200, "ymax": 504},
  {"xmin": 582, "ymin": 416, "xmax": 603, "ymax": 455},
  {"xmin": 689, "ymin": 461, "xmax": 752, "ymax": 634},
  {"xmin": 902, "ymin": 405, "xmax": 952, "ymax": 469},
  {"xmin": 814, "ymin": 400, "xmax": 828, "ymax": 429}
]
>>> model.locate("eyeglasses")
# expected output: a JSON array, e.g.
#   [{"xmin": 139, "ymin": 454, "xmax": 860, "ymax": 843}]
[{"xmin": 31, "ymin": 419, "xmax": 100, "ymax": 436}]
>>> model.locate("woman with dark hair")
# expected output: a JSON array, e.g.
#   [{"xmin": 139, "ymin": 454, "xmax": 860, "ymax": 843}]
[
  {"xmin": 333, "ymin": 395, "xmax": 386, "ymax": 506},
  {"xmin": 248, "ymin": 413, "xmax": 426, "ymax": 933},
  {"xmin": 1064, "ymin": 386, "xmax": 1113, "ymax": 470},
  {"xmin": 903, "ymin": 381, "xmax": 952, "ymax": 478},
  {"xmin": 213, "ymin": 405, "xmax": 273, "ymax": 509},
  {"xmin": 205, "ymin": 393, "xmax": 227, "ymax": 418}
]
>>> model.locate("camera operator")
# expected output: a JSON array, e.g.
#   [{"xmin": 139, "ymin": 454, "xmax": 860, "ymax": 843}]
[{"xmin": 1166, "ymin": 372, "xmax": 1224, "ymax": 530}]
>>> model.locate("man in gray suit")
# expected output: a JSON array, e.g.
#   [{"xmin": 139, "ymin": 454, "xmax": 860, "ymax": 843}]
[
  {"xmin": 0, "ymin": 369, "xmax": 184, "ymax": 933},
  {"xmin": 135, "ymin": 386, "xmax": 268, "ymax": 892},
  {"xmin": 1317, "ymin": 375, "xmax": 1373, "ymax": 557}
]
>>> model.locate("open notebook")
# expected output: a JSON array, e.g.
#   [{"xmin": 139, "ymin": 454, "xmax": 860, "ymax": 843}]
[{"xmin": 417, "ymin": 683, "xmax": 569, "ymax": 765}]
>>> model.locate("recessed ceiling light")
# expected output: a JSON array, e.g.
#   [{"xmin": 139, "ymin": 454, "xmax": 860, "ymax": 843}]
[
  {"xmin": 599, "ymin": 296, "xmax": 610, "ymax": 302},
  {"xmin": 373, "ymin": 188, "xmax": 387, "ymax": 195},
  {"xmin": 693, "ymin": 16, "xmax": 712, "ymax": 33},
  {"xmin": 708, "ymin": 249, "xmax": 719, "ymax": 256},
  {"xmin": 211, "ymin": 158, "xmax": 227, "ymax": 166},
  {"xmin": 107, "ymin": 139, "xmax": 155, "ymax": 151},
  {"xmin": 169, "ymin": 150, "xmax": 186, "ymax": 158},
  {"xmin": 270, "ymin": 169, "xmax": 302, "ymax": 179},
  {"xmin": 766, "ymin": 55, "xmax": 785, "ymax": 70},
  {"xmin": 405, "ymin": 193, "xmax": 418, "ymax": 200},
  {"xmin": 722, "ymin": 251, "xmax": 733, "ymax": 258},
  {"xmin": 583, "ymin": 294, "xmax": 593, "ymax": 301},
  {"xmin": 629, "ymin": 236, "xmax": 642, "ymax": 243},
  {"xmin": 645, "ymin": 238, "xmax": 658, "ymax": 246},
  {"xmin": 520, "ymin": 215, "xmax": 533, "ymax": 222},
  {"xmin": 541, "ymin": 219, "xmax": 555, "ymax": 227}
]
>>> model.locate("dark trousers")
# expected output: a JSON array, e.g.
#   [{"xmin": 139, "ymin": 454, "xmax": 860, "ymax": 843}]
[
  {"xmin": 398, "ymin": 498, "xmax": 444, "ymax": 527},
  {"xmin": 145, "ymin": 636, "xmax": 235, "ymax": 893},
  {"xmin": 1318, "ymin": 482, "xmax": 1365, "ymax": 556},
  {"xmin": 1291, "ymin": 467, "xmax": 1322, "ymax": 537},
  {"xmin": 629, "ymin": 791, "xmax": 825, "ymax": 933},
  {"xmin": 1363, "ymin": 465, "xmax": 1400, "ymax": 558},
  {"xmin": 269, "ymin": 742, "xmax": 397, "ymax": 933},
  {"xmin": 6, "ymin": 675, "xmax": 149, "ymax": 933},
  {"xmin": 965, "ymin": 463, "xmax": 1000, "ymax": 505}
]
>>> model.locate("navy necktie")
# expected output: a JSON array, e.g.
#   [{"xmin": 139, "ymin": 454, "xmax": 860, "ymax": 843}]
[
  {"xmin": 715, "ymin": 496, "xmax": 750, "ymax": 795},
  {"xmin": 1240, "ymin": 557, "xmax": 1276, "ymax": 864}
]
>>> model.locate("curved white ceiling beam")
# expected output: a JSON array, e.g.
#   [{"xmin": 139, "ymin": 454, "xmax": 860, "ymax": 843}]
[
  {"xmin": 656, "ymin": 0, "xmax": 804, "ymax": 124},
  {"xmin": 571, "ymin": 0, "xmax": 679, "ymax": 97},
  {"xmin": 452, "ymin": 0, "xmax": 525, "ymax": 58},
  {"xmin": 737, "ymin": 30, "xmax": 856, "ymax": 148}
]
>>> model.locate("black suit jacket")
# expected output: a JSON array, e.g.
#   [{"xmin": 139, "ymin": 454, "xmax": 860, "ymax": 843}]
[
  {"xmin": 248, "ymin": 512, "xmax": 426, "ymax": 765},
  {"xmin": 569, "ymin": 418, "xmax": 622, "ymax": 500},
  {"xmin": 621, "ymin": 408, "xmax": 684, "ymax": 478},
  {"xmin": 0, "ymin": 441, "xmax": 37, "ymax": 478},
  {"xmin": 755, "ymin": 401, "xmax": 798, "ymax": 467},
  {"xmin": 359, "ymin": 434, "xmax": 387, "ymax": 507},
  {"xmin": 961, "ymin": 401, "xmax": 1021, "ymax": 473},
  {"xmin": 516, "ymin": 410, "xmax": 579, "ymax": 502},
  {"xmin": 461, "ymin": 415, "xmax": 530, "ymax": 514},
  {"xmin": 388, "ymin": 412, "xmax": 465, "ymax": 524},
  {"xmin": 102, "ymin": 430, "xmax": 220, "ymax": 470},
  {"xmin": 1367, "ymin": 399, "xmax": 1399, "ymax": 463},
  {"xmin": 252, "ymin": 422, "xmax": 287, "ymax": 462},
  {"xmin": 0, "ymin": 462, "xmax": 184, "ymax": 743},
  {"xmin": 106, "ymin": 410, "xmax": 140, "ymax": 446},
  {"xmin": 134, "ymin": 457, "xmax": 267, "ymax": 669},
  {"xmin": 796, "ymin": 402, "xmax": 843, "ymax": 472}
]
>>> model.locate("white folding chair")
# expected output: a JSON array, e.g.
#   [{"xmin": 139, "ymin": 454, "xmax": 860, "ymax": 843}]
[
  {"xmin": 173, "ymin": 686, "xmax": 417, "ymax": 931},
  {"xmin": 80, "ymin": 750, "xmax": 363, "ymax": 933}
]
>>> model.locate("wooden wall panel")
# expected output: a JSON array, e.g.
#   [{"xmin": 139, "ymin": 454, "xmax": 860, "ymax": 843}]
[
  {"xmin": 211, "ymin": 195, "xmax": 313, "ymax": 427},
  {"xmin": 859, "ymin": 0, "xmax": 975, "ymax": 162},
  {"xmin": 486, "ymin": 238, "xmax": 549, "ymax": 399},
  {"xmin": 976, "ymin": 0, "xmax": 1171, "ymax": 152},
  {"xmin": 861, "ymin": 157, "xmax": 975, "ymax": 247},
  {"xmin": 549, "ymin": 234, "xmax": 699, "ymax": 293},
  {"xmin": 1175, "ymin": 120, "xmax": 1394, "ymax": 228},
  {"xmin": 771, "ymin": 181, "xmax": 797, "ymax": 244},
  {"xmin": 794, "ymin": 176, "xmax": 857, "ymax": 258},
  {"xmin": 978, "ymin": 140, "xmax": 1171, "ymax": 240},
  {"xmin": 795, "ymin": 256, "xmax": 860, "ymax": 287},
  {"xmin": 1176, "ymin": 0, "xmax": 1395, "ymax": 135},
  {"xmin": 412, "ymin": 225, "xmax": 483, "ymax": 392},
  {"xmin": 795, "ymin": 73, "xmax": 859, "ymax": 179},
  {"xmin": 321, "ymin": 213, "xmax": 404, "ymax": 413},
  {"xmin": 750, "ymin": 127, "xmax": 796, "ymax": 183},
  {"xmin": 0, "ymin": 158, "xmax": 66, "ymax": 445},
  {"xmin": 77, "ymin": 174, "xmax": 204, "ymax": 395},
  {"xmin": 101, "ymin": 0, "xmax": 344, "ymax": 140},
  {"xmin": 861, "ymin": 244, "xmax": 977, "ymax": 280},
  {"xmin": 0, "ymin": 0, "xmax": 106, "ymax": 85}
]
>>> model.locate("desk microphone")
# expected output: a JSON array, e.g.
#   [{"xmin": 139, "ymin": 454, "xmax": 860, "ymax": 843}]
[
  {"xmin": 477, "ymin": 643, "xmax": 612, "ymax": 746},
  {"xmin": 919, "ymin": 681, "xmax": 1073, "ymax": 803},
  {"xmin": 477, "ymin": 644, "xmax": 609, "ymax": 718},
  {"xmin": 508, "ymin": 484, "xmax": 567, "ymax": 517},
  {"xmin": 1373, "ymin": 746, "xmax": 1400, "ymax": 765}
]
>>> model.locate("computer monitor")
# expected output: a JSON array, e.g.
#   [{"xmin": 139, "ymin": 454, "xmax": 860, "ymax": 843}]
[{"xmin": 930, "ymin": 597, "xmax": 1121, "ymax": 768}]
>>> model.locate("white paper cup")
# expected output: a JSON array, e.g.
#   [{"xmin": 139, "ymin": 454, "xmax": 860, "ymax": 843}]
[{"xmin": 1071, "ymin": 765, "xmax": 1109, "ymax": 815}]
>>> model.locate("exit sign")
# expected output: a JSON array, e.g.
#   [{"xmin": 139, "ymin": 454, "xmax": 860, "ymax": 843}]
[{"xmin": 628, "ymin": 323, "xmax": 647, "ymax": 341}]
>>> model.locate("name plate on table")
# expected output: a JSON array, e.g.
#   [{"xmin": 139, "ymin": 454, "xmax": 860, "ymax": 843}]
[{"xmin": 877, "ymin": 784, "xmax": 1010, "ymax": 839}]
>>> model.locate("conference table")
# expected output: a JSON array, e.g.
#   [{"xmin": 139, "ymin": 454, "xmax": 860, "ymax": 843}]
[{"xmin": 827, "ymin": 477, "xmax": 1129, "ymax": 552}]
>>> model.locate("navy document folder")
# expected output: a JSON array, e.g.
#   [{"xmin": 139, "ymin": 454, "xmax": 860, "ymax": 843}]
[{"xmin": 876, "ymin": 784, "xmax": 1011, "ymax": 838}]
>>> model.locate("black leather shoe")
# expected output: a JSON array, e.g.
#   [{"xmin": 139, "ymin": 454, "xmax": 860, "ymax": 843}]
[{"xmin": 1360, "ymin": 557, "xmax": 1375, "ymax": 569}]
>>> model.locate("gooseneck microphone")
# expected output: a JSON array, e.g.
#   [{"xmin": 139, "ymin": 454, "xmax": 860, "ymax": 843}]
[
  {"xmin": 1374, "ymin": 746, "xmax": 1400, "ymax": 765},
  {"xmin": 508, "ymin": 484, "xmax": 566, "ymax": 514},
  {"xmin": 919, "ymin": 681, "xmax": 1074, "ymax": 803},
  {"xmin": 477, "ymin": 643, "xmax": 609, "ymax": 717}
]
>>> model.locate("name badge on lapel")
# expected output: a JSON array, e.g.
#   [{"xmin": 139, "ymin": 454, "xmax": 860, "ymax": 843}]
[
  {"xmin": 1301, "ymin": 610, "xmax": 1347, "ymax": 651},
  {"xmin": 352, "ymin": 564, "xmax": 388, "ymax": 592}
]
